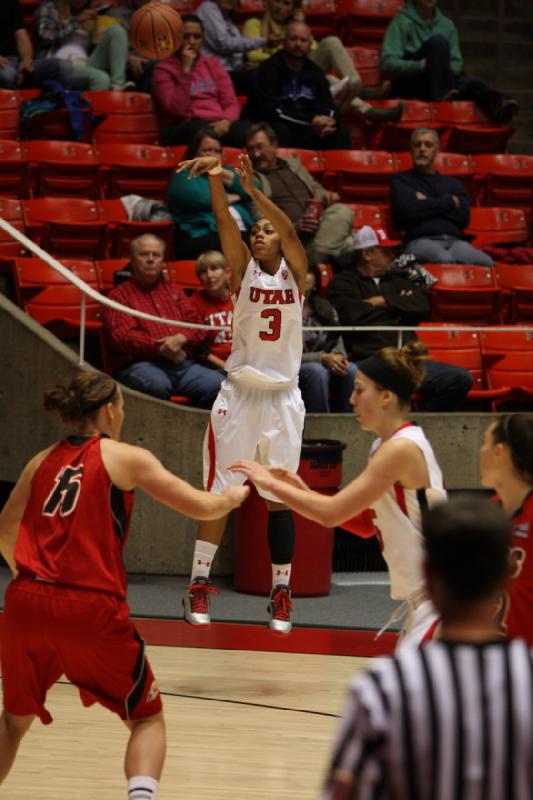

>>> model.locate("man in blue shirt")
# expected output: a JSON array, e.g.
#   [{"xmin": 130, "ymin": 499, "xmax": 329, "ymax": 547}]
[{"xmin": 390, "ymin": 127, "xmax": 493, "ymax": 266}]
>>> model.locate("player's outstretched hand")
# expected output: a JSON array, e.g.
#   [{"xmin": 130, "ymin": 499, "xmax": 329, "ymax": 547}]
[
  {"xmin": 176, "ymin": 155, "xmax": 221, "ymax": 177},
  {"xmin": 221, "ymin": 484, "xmax": 250, "ymax": 509},
  {"xmin": 268, "ymin": 468, "xmax": 311, "ymax": 492},
  {"xmin": 236, "ymin": 153, "xmax": 256, "ymax": 197},
  {"xmin": 228, "ymin": 460, "xmax": 274, "ymax": 491}
]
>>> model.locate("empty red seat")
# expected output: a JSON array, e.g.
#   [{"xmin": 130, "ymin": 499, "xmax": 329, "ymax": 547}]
[
  {"xmin": 346, "ymin": 203, "xmax": 383, "ymax": 230},
  {"xmin": 26, "ymin": 140, "xmax": 101, "ymax": 199},
  {"xmin": 471, "ymin": 154, "xmax": 533, "ymax": 209},
  {"xmin": 322, "ymin": 149, "xmax": 395, "ymax": 204},
  {"xmin": 480, "ymin": 328, "xmax": 533, "ymax": 354},
  {"xmin": 22, "ymin": 198, "xmax": 108, "ymax": 259},
  {"xmin": 494, "ymin": 264, "xmax": 533, "ymax": 323},
  {"xmin": 484, "ymin": 351, "xmax": 533, "ymax": 406},
  {"xmin": 95, "ymin": 259, "xmax": 130, "ymax": 293},
  {"xmin": 346, "ymin": 47, "xmax": 381, "ymax": 87},
  {"xmin": 277, "ymin": 148, "xmax": 325, "ymax": 177},
  {"xmin": 0, "ymin": 139, "xmax": 28, "ymax": 197},
  {"xmin": 432, "ymin": 102, "xmax": 514, "ymax": 154},
  {"xmin": 0, "ymin": 90, "xmax": 21, "ymax": 139},
  {"xmin": 335, "ymin": 0, "xmax": 405, "ymax": 48},
  {"xmin": 13, "ymin": 257, "xmax": 98, "ymax": 307},
  {"xmin": 88, "ymin": 91, "xmax": 160, "ymax": 147},
  {"xmin": 366, "ymin": 101, "xmax": 435, "ymax": 151},
  {"xmin": 0, "ymin": 197, "xmax": 28, "ymax": 258},
  {"xmin": 466, "ymin": 207, "xmax": 529, "ymax": 247},
  {"xmin": 167, "ymin": 260, "xmax": 202, "ymax": 292},
  {"xmin": 426, "ymin": 263, "xmax": 501, "ymax": 323},
  {"xmin": 301, "ymin": 0, "xmax": 337, "ymax": 39},
  {"xmin": 97, "ymin": 143, "xmax": 175, "ymax": 200}
]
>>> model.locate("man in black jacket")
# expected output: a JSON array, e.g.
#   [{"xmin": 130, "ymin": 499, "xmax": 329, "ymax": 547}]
[
  {"xmin": 243, "ymin": 21, "xmax": 351, "ymax": 150},
  {"xmin": 327, "ymin": 225, "xmax": 472, "ymax": 410},
  {"xmin": 390, "ymin": 127, "xmax": 493, "ymax": 266}
]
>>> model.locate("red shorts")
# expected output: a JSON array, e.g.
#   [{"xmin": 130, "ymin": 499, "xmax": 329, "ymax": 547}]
[{"xmin": 1, "ymin": 577, "xmax": 163, "ymax": 725}]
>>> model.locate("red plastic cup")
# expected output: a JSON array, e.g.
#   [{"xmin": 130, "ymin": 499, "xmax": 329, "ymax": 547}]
[{"xmin": 304, "ymin": 198, "xmax": 322, "ymax": 221}]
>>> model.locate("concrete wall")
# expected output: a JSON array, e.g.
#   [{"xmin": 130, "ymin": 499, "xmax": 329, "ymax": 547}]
[{"xmin": 0, "ymin": 294, "xmax": 495, "ymax": 576}]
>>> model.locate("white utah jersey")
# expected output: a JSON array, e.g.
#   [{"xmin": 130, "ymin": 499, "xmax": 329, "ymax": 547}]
[
  {"xmin": 225, "ymin": 256, "xmax": 303, "ymax": 388},
  {"xmin": 369, "ymin": 424, "xmax": 446, "ymax": 600}
]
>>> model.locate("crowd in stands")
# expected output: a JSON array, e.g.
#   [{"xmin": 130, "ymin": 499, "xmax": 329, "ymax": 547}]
[{"xmin": 1, "ymin": 0, "xmax": 529, "ymax": 412}]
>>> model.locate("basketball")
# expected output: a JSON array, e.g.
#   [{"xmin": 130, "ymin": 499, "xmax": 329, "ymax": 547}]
[{"xmin": 129, "ymin": 2, "xmax": 184, "ymax": 60}]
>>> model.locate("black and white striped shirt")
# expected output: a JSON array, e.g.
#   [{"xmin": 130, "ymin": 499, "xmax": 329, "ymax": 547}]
[{"xmin": 322, "ymin": 639, "xmax": 533, "ymax": 800}]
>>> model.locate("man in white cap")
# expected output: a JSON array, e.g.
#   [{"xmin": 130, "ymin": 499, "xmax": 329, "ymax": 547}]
[{"xmin": 327, "ymin": 225, "xmax": 472, "ymax": 410}]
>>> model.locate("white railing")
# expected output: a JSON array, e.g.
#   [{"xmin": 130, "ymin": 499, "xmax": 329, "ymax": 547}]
[{"xmin": 1, "ymin": 216, "xmax": 531, "ymax": 366}]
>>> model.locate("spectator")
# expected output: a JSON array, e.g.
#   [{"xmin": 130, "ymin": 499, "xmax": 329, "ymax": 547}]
[
  {"xmin": 167, "ymin": 129, "xmax": 257, "ymax": 259},
  {"xmin": 0, "ymin": 0, "xmax": 72, "ymax": 89},
  {"xmin": 300, "ymin": 263, "xmax": 357, "ymax": 413},
  {"xmin": 189, "ymin": 250, "xmax": 233, "ymax": 370},
  {"xmin": 391, "ymin": 127, "xmax": 493, "ymax": 266},
  {"xmin": 327, "ymin": 225, "xmax": 472, "ymax": 410},
  {"xmin": 105, "ymin": 0, "xmax": 155, "ymax": 92},
  {"xmin": 479, "ymin": 414, "xmax": 533, "ymax": 645},
  {"xmin": 103, "ymin": 234, "xmax": 225, "ymax": 407},
  {"xmin": 195, "ymin": 0, "xmax": 277, "ymax": 93},
  {"xmin": 243, "ymin": 0, "xmax": 403, "ymax": 122},
  {"xmin": 243, "ymin": 21, "xmax": 352, "ymax": 150},
  {"xmin": 245, "ymin": 121, "xmax": 353, "ymax": 264},
  {"xmin": 152, "ymin": 15, "xmax": 248, "ymax": 147},
  {"xmin": 322, "ymin": 495, "xmax": 533, "ymax": 800},
  {"xmin": 381, "ymin": 0, "xmax": 518, "ymax": 123},
  {"xmin": 34, "ymin": 0, "xmax": 132, "ymax": 91}
]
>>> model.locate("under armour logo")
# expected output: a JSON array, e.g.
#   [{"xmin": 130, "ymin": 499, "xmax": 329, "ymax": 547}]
[
  {"xmin": 275, "ymin": 569, "xmax": 289, "ymax": 576},
  {"xmin": 217, "ymin": 409, "xmax": 228, "ymax": 415},
  {"xmin": 253, "ymin": 269, "xmax": 262, "ymax": 278},
  {"xmin": 197, "ymin": 559, "xmax": 211, "ymax": 566}
]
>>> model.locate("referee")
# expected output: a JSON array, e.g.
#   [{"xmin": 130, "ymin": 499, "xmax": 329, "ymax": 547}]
[{"xmin": 322, "ymin": 495, "xmax": 533, "ymax": 800}]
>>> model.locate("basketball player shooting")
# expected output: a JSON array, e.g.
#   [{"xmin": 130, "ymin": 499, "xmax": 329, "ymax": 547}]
[{"xmin": 175, "ymin": 152, "xmax": 308, "ymax": 634}]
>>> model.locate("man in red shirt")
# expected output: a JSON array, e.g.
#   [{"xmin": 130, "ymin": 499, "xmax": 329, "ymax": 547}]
[{"xmin": 103, "ymin": 234, "xmax": 225, "ymax": 407}]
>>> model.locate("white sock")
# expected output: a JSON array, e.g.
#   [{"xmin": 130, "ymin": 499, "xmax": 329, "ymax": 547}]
[
  {"xmin": 190, "ymin": 540, "xmax": 218, "ymax": 581},
  {"xmin": 128, "ymin": 775, "xmax": 159, "ymax": 800},
  {"xmin": 272, "ymin": 563, "xmax": 291, "ymax": 588}
]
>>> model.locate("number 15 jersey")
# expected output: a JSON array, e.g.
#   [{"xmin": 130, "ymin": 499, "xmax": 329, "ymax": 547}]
[
  {"xmin": 15, "ymin": 435, "xmax": 134, "ymax": 598},
  {"xmin": 225, "ymin": 257, "xmax": 303, "ymax": 388}
]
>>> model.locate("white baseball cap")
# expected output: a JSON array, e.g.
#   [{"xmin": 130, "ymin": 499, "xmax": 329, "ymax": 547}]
[{"xmin": 352, "ymin": 225, "xmax": 400, "ymax": 250}]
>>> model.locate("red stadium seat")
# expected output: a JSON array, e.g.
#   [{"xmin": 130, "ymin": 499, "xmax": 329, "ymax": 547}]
[
  {"xmin": 471, "ymin": 154, "xmax": 533, "ymax": 209},
  {"xmin": 13, "ymin": 257, "xmax": 98, "ymax": 308},
  {"xmin": 480, "ymin": 328, "xmax": 533, "ymax": 354},
  {"xmin": 97, "ymin": 199, "xmax": 174, "ymax": 258},
  {"xmin": 366, "ymin": 100, "xmax": 435, "ymax": 151},
  {"xmin": 346, "ymin": 203, "xmax": 384, "ymax": 230},
  {"xmin": 484, "ymin": 351, "xmax": 533, "ymax": 406},
  {"xmin": 167, "ymin": 260, "xmax": 202, "ymax": 292},
  {"xmin": 301, "ymin": 0, "xmax": 337, "ymax": 38},
  {"xmin": 466, "ymin": 207, "xmax": 529, "ymax": 247},
  {"xmin": 277, "ymin": 148, "xmax": 325, "ymax": 177},
  {"xmin": 335, "ymin": 0, "xmax": 405, "ymax": 48},
  {"xmin": 26, "ymin": 140, "xmax": 101, "ymax": 199},
  {"xmin": 322, "ymin": 149, "xmax": 395, "ymax": 204},
  {"xmin": 233, "ymin": 0, "xmax": 265, "ymax": 23},
  {"xmin": 93, "ymin": 110, "xmax": 159, "ymax": 145},
  {"xmin": 494, "ymin": 265, "xmax": 533, "ymax": 323},
  {"xmin": 0, "ymin": 139, "xmax": 28, "ymax": 198},
  {"xmin": 0, "ymin": 197, "xmax": 28, "ymax": 258},
  {"xmin": 22, "ymin": 198, "xmax": 108, "ymax": 259},
  {"xmin": 85, "ymin": 91, "xmax": 156, "ymax": 116},
  {"xmin": 97, "ymin": 143, "xmax": 175, "ymax": 200},
  {"xmin": 346, "ymin": 47, "xmax": 381, "ymax": 87},
  {"xmin": 426, "ymin": 264, "xmax": 501, "ymax": 323},
  {"xmin": 95, "ymin": 259, "xmax": 130, "ymax": 293},
  {"xmin": 0, "ymin": 99, "xmax": 20, "ymax": 140},
  {"xmin": 432, "ymin": 102, "xmax": 514, "ymax": 154}
]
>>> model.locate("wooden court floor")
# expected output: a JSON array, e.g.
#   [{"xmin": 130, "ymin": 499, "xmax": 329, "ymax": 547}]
[{"xmin": 2, "ymin": 645, "xmax": 369, "ymax": 799}]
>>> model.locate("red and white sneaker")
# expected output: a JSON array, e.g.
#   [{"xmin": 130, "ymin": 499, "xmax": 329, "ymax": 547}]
[
  {"xmin": 268, "ymin": 585, "xmax": 293, "ymax": 634},
  {"xmin": 182, "ymin": 577, "xmax": 219, "ymax": 625}
]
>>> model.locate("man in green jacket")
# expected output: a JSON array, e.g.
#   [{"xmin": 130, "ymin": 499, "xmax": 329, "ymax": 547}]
[{"xmin": 381, "ymin": 0, "xmax": 517, "ymax": 123}]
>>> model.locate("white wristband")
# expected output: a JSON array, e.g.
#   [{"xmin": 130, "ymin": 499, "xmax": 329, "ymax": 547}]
[{"xmin": 208, "ymin": 164, "xmax": 223, "ymax": 176}]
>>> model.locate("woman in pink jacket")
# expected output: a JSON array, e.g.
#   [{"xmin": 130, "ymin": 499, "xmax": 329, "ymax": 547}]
[{"xmin": 152, "ymin": 13, "xmax": 249, "ymax": 146}]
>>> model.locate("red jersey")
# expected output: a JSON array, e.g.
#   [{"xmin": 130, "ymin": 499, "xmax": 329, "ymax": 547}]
[
  {"xmin": 15, "ymin": 435, "xmax": 134, "ymax": 599},
  {"xmin": 505, "ymin": 490, "xmax": 533, "ymax": 644},
  {"xmin": 189, "ymin": 289, "xmax": 233, "ymax": 361}
]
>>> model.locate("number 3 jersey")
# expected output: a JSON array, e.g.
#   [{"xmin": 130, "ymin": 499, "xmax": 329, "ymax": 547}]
[
  {"xmin": 15, "ymin": 435, "xmax": 134, "ymax": 598},
  {"xmin": 224, "ymin": 256, "xmax": 303, "ymax": 388}
]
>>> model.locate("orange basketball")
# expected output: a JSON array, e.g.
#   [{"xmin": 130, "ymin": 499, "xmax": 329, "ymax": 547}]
[{"xmin": 129, "ymin": 2, "xmax": 184, "ymax": 60}]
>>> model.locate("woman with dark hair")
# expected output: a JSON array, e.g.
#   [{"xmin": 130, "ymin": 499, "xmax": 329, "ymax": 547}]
[
  {"xmin": 0, "ymin": 371, "xmax": 247, "ymax": 796},
  {"xmin": 479, "ymin": 413, "xmax": 533, "ymax": 644},
  {"xmin": 232, "ymin": 342, "xmax": 447, "ymax": 647},
  {"xmin": 166, "ymin": 129, "xmax": 256, "ymax": 259},
  {"xmin": 299, "ymin": 262, "xmax": 356, "ymax": 412}
]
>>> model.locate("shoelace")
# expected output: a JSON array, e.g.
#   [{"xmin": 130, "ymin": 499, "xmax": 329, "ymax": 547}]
[
  {"xmin": 272, "ymin": 588, "xmax": 292, "ymax": 621},
  {"xmin": 188, "ymin": 582, "xmax": 220, "ymax": 613}
]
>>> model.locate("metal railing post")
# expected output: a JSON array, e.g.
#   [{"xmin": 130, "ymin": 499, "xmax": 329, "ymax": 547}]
[{"xmin": 79, "ymin": 291, "xmax": 86, "ymax": 365}]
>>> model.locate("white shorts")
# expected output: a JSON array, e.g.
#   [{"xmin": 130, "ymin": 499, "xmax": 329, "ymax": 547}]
[
  {"xmin": 203, "ymin": 378, "xmax": 305, "ymax": 503},
  {"xmin": 396, "ymin": 595, "xmax": 440, "ymax": 651}
]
